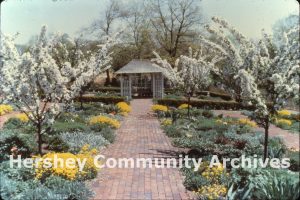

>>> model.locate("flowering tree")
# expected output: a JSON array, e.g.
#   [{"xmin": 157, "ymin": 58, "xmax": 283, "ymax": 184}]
[
  {"xmin": 153, "ymin": 47, "xmax": 214, "ymax": 116},
  {"xmin": 202, "ymin": 17, "xmax": 299, "ymax": 160},
  {"xmin": 198, "ymin": 17, "xmax": 259, "ymax": 101},
  {"xmin": 0, "ymin": 26, "xmax": 115, "ymax": 155}
]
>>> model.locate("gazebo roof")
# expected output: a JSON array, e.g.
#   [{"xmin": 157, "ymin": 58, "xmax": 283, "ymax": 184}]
[{"xmin": 115, "ymin": 59, "xmax": 164, "ymax": 74}]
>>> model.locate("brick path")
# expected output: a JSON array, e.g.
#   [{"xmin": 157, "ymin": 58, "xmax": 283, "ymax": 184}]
[
  {"xmin": 91, "ymin": 99, "xmax": 191, "ymax": 200},
  {"xmin": 214, "ymin": 110, "xmax": 299, "ymax": 150}
]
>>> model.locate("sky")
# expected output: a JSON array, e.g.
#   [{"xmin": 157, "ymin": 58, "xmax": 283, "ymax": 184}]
[{"xmin": 1, "ymin": 0, "xmax": 298, "ymax": 44}]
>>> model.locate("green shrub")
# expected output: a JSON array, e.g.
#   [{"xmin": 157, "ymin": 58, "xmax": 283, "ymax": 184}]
[
  {"xmin": 2, "ymin": 118, "xmax": 24, "ymax": 129},
  {"xmin": 196, "ymin": 91, "xmax": 233, "ymax": 101},
  {"xmin": 60, "ymin": 131, "xmax": 109, "ymax": 153},
  {"xmin": 89, "ymin": 86, "xmax": 120, "ymax": 93},
  {"xmin": 182, "ymin": 167, "xmax": 210, "ymax": 191},
  {"xmin": 268, "ymin": 137, "xmax": 287, "ymax": 159},
  {"xmin": 75, "ymin": 95, "xmax": 125, "ymax": 104},
  {"xmin": 47, "ymin": 135, "xmax": 69, "ymax": 152},
  {"xmin": 0, "ymin": 129, "xmax": 33, "ymax": 161},
  {"xmin": 228, "ymin": 167, "xmax": 300, "ymax": 200},
  {"xmin": 52, "ymin": 121, "xmax": 90, "ymax": 133},
  {"xmin": 0, "ymin": 161, "xmax": 35, "ymax": 181},
  {"xmin": 97, "ymin": 127, "xmax": 116, "ymax": 143},
  {"xmin": 163, "ymin": 125, "xmax": 183, "ymax": 138},
  {"xmin": 57, "ymin": 112, "xmax": 86, "ymax": 123},
  {"xmin": 0, "ymin": 172, "xmax": 30, "ymax": 200},
  {"xmin": 286, "ymin": 150, "xmax": 300, "ymax": 172},
  {"xmin": 194, "ymin": 118, "xmax": 218, "ymax": 131},
  {"xmin": 254, "ymin": 169, "xmax": 300, "ymax": 200},
  {"xmin": 201, "ymin": 110, "xmax": 214, "ymax": 118}
]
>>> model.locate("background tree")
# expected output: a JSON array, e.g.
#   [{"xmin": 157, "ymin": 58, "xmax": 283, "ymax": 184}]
[
  {"xmin": 153, "ymin": 47, "xmax": 214, "ymax": 116},
  {"xmin": 148, "ymin": 0, "xmax": 203, "ymax": 58},
  {"xmin": 84, "ymin": 0, "xmax": 126, "ymax": 84}
]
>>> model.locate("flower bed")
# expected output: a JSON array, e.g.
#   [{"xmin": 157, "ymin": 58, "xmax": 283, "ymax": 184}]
[
  {"xmin": 156, "ymin": 106, "xmax": 300, "ymax": 199},
  {"xmin": 0, "ymin": 101, "xmax": 127, "ymax": 199}
]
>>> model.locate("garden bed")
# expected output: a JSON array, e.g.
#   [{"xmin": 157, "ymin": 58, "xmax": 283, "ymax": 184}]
[
  {"xmin": 0, "ymin": 101, "xmax": 131, "ymax": 199},
  {"xmin": 152, "ymin": 104, "xmax": 300, "ymax": 199}
]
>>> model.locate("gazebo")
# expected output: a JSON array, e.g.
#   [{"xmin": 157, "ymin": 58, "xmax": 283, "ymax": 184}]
[{"xmin": 115, "ymin": 59, "xmax": 165, "ymax": 100}]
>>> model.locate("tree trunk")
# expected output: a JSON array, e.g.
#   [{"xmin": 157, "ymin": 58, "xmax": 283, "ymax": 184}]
[
  {"xmin": 79, "ymin": 92, "xmax": 84, "ymax": 110},
  {"xmin": 37, "ymin": 123, "xmax": 42, "ymax": 155},
  {"xmin": 187, "ymin": 94, "xmax": 191, "ymax": 118},
  {"xmin": 263, "ymin": 116, "xmax": 270, "ymax": 162},
  {"xmin": 106, "ymin": 69, "xmax": 111, "ymax": 85}
]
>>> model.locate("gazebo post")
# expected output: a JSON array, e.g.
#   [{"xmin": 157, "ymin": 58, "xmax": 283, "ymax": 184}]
[
  {"xmin": 120, "ymin": 75, "xmax": 124, "ymax": 96},
  {"xmin": 129, "ymin": 74, "xmax": 132, "ymax": 100},
  {"xmin": 152, "ymin": 74, "xmax": 156, "ymax": 98},
  {"xmin": 161, "ymin": 73, "xmax": 164, "ymax": 98}
]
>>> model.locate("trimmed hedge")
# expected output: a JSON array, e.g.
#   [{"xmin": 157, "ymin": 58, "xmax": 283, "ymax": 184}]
[
  {"xmin": 75, "ymin": 95, "xmax": 125, "ymax": 104},
  {"xmin": 196, "ymin": 91, "xmax": 233, "ymax": 101},
  {"xmin": 88, "ymin": 87, "xmax": 120, "ymax": 93},
  {"xmin": 157, "ymin": 98, "xmax": 255, "ymax": 110}
]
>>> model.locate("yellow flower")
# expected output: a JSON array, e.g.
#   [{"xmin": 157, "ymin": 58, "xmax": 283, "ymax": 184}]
[
  {"xmin": 277, "ymin": 110, "xmax": 291, "ymax": 117},
  {"xmin": 152, "ymin": 104, "xmax": 168, "ymax": 112},
  {"xmin": 14, "ymin": 113, "xmax": 29, "ymax": 122},
  {"xmin": 161, "ymin": 119, "xmax": 172, "ymax": 126},
  {"xmin": 89, "ymin": 115, "xmax": 120, "ymax": 129},
  {"xmin": 178, "ymin": 104, "xmax": 190, "ymax": 109},
  {"xmin": 195, "ymin": 184, "xmax": 227, "ymax": 199},
  {"xmin": 215, "ymin": 119, "xmax": 222, "ymax": 124},
  {"xmin": 116, "ymin": 102, "xmax": 131, "ymax": 113},
  {"xmin": 277, "ymin": 119, "xmax": 292, "ymax": 126},
  {"xmin": 0, "ymin": 104, "xmax": 13, "ymax": 116},
  {"xmin": 35, "ymin": 145, "xmax": 99, "ymax": 181},
  {"xmin": 238, "ymin": 118, "xmax": 257, "ymax": 127}
]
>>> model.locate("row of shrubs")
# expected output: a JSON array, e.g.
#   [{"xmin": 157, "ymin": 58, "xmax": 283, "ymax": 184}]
[
  {"xmin": 156, "ymin": 98, "xmax": 254, "ymax": 110},
  {"xmin": 196, "ymin": 91, "xmax": 233, "ymax": 101},
  {"xmin": 88, "ymin": 86, "xmax": 120, "ymax": 93},
  {"xmin": 75, "ymin": 95, "xmax": 126, "ymax": 104}
]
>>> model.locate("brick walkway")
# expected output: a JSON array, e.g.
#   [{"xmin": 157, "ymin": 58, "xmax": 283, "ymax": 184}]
[
  {"xmin": 91, "ymin": 99, "xmax": 191, "ymax": 200},
  {"xmin": 214, "ymin": 110, "xmax": 299, "ymax": 150}
]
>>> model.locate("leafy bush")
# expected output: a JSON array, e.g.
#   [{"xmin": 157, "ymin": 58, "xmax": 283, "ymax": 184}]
[
  {"xmin": 196, "ymin": 91, "xmax": 233, "ymax": 101},
  {"xmin": 163, "ymin": 125, "xmax": 183, "ymax": 138},
  {"xmin": 3, "ymin": 118, "xmax": 24, "ymax": 129},
  {"xmin": 97, "ymin": 127, "xmax": 116, "ymax": 143},
  {"xmin": 157, "ymin": 98, "xmax": 248, "ymax": 110},
  {"xmin": 228, "ymin": 167, "xmax": 300, "ymax": 200},
  {"xmin": 75, "ymin": 95, "xmax": 125, "ymax": 104},
  {"xmin": 0, "ymin": 161, "xmax": 35, "ymax": 181},
  {"xmin": 47, "ymin": 135, "xmax": 69, "ymax": 152},
  {"xmin": 60, "ymin": 131, "xmax": 108, "ymax": 153},
  {"xmin": 0, "ymin": 173, "xmax": 94, "ymax": 200},
  {"xmin": 0, "ymin": 129, "xmax": 33, "ymax": 161},
  {"xmin": 52, "ymin": 121, "xmax": 90, "ymax": 134},
  {"xmin": 268, "ymin": 137, "xmax": 287, "ymax": 159},
  {"xmin": 201, "ymin": 110, "xmax": 214, "ymax": 118}
]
